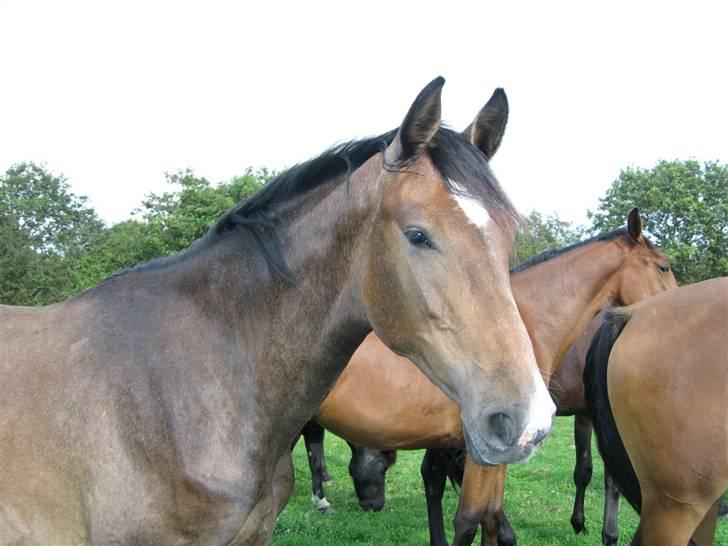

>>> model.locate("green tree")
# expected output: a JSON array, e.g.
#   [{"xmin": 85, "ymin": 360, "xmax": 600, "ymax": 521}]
[
  {"xmin": 138, "ymin": 168, "xmax": 271, "ymax": 254},
  {"xmin": 588, "ymin": 160, "xmax": 727, "ymax": 283},
  {"xmin": 2, "ymin": 164, "xmax": 275, "ymax": 303},
  {"xmin": 73, "ymin": 220, "xmax": 166, "ymax": 289},
  {"xmin": 1, "ymin": 162, "xmax": 104, "ymax": 305},
  {"xmin": 512, "ymin": 210, "xmax": 583, "ymax": 267}
]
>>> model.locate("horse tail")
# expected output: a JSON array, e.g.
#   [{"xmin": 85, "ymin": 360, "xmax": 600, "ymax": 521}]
[{"xmin": 583, "ymin": 309, "xmax": 642, "ymax": 513}]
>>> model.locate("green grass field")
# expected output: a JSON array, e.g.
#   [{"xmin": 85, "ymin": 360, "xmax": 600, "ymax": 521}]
[{"xmin": 272, "ymin": 418, "xmax": 727, "ymax": 545}]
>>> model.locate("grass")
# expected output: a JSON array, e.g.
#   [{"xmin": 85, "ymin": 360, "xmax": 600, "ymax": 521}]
[{"xmin": 272, "ymin": 418, "xmax": 727, "ymax": 545}]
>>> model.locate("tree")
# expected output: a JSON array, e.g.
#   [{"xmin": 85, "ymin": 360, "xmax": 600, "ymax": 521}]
[
  {"xmin": 1, "ymin": 164, "xmax": 277, "ymax": 304},
  {"xmin": 0, "ymin": 162, "xmax": 104, "ymax": 305},
  {"xmin": 73, "ymin": 220, "xmax": 166, "ymax": 289},
  {"xmin": 511, "ymin": 210, "xmax": 583, "ymax": 267},
  {"xmin": 589, "ymin": 160, "xmax": 727, "ymax": 283},
  {"xmin": 138, "ymin": 168, "xmax": 271, "ymax": 255}
]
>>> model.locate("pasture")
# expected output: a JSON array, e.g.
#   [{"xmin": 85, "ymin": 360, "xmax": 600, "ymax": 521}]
[{"xmin": 273, "ymin": 418, "xmax": 728, "ymax": 545}]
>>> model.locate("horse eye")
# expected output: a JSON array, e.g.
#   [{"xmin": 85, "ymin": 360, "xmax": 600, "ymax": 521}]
[
  {"xmin": 658, "ymin": 264, "xmax": 670, "ymax": 273},
  {"xmin": 405, "ymin": 229, "xmax": 434, "ymax": 249}
]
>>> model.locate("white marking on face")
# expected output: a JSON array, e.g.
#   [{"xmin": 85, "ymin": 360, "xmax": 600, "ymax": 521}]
[
  {"xmin": 449, "ymin": 181, "xmax": 554, "ymax": 447},
  {"xmin": 518, "ymin": 368, "xmax": 556, "ymax": 447},
  {"xmin": 449, "ymin": 180, "xmax": 500, "ymax": 268},
  {"xmin": 450, "ymin": 182, "xmax": 492, "ymax": 244}
]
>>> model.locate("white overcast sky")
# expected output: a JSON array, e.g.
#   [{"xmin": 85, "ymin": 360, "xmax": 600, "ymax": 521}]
[{"xmin": 1, "ymin": 1, "xmax": 726, "ymax": 227}]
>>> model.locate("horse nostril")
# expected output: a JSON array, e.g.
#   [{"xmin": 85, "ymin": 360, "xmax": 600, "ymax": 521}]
[
  {"xmin": 488, "ymin": 412, "xmax": 517, "ymax": 449},
  {"xmin": 531, "ymin": 426, "xmax": 549, "ymax": 446}
]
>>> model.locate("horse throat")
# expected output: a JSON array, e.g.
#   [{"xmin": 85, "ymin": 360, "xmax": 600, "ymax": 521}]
[{"xmin": 512, "ymin": 241, "xmax": 626, "ymax": 375}]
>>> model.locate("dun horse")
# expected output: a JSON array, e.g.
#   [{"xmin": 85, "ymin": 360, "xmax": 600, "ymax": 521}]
[
  {"xmin": 0, "ymin": 79, "xmax": 555, "ymax": 545},
  {"xmin": 585, "ymin": 278, "xmax": 728, "ymax": 546},
  {"xmin": 302, "ymin": 209, "xmax": 675, "ymax": 545}
]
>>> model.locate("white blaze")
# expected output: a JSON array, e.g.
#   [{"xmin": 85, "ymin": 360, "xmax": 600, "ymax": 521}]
[
  {"xmin": 452, "ymin": 193, "xmax": 492, "ymax": 243},
  {"xmin": 451, "ymin": 180, "xmax": 555, "ymax": 448}
]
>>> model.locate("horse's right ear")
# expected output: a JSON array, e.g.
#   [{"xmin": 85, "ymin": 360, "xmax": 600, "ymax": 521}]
[
  {"xmin": 385, "ymin": 77, "xmax": 444, "ymax": 164},
  {"xmin": 627, "ymin": 208, "xmax": 643, "ymax": 241}
]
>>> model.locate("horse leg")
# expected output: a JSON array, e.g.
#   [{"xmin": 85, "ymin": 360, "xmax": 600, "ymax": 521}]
[
  {"xmin": 601, "ymin": 470, "xmax": 620, "ymax": 546},
  {"xmin": 718, "ymin": 497, "xmax": 728, "ymax": 518},
  {"xmin": 480, "ymin": 465, "xmax": 510, "ymax": 546},
  {"xmin": 570, "ymin": 414, "xmax": 593, "ymax": 535},
  {"xmin": 496, "ymin": 510, "xmax": 517, "ymax": 546},
  {"xmin": 689, "ymin": 499, "xmax": 720, "ymax": 546},
  {"xmin": 452, "ymin": 455, "xmax": 503, "ymax": 546},
  {"xmin": 233, "ymin": 453, "xmax": 294, "ymax": 546},
  {"xmin": 302, "ymin": 420, "xmax": 334, "ymax": 514},
  {"xmin": 630, "ymin": 492, "xmax": 708, "ymax": 546},
  {"xmin": 420, "ymin": 448, "xmax": 450, "ymax": 546}
]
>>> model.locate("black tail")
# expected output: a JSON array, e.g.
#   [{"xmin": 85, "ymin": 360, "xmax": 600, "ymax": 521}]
[{"xmin": 583, "ymin": 310, "xmax": 642, "ymax": 513}]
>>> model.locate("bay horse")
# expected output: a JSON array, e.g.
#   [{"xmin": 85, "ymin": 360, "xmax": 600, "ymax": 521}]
[
  {"xmin": 303, "ymin": 209, "xmax": 675, "ymax": 545},
  {"xmin": 585, "ymin": 277, "xmax": 728, "ymax": 545},
  {"xmin": 0, "ymin": 78, "xmax": 555, "ymax": 545},
  {"xmin": 550, "ymin": 315, "xmax": 622, "ymax": 546}
]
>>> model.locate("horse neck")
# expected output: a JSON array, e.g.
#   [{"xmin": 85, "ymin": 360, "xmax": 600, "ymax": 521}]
[
  {"xmin": 208, "ymin": 156, "xmax": 382, "ymax": 449},
  {"xmin": 511, "ymin": 241, "xmax": 626, "ymax": 376}
]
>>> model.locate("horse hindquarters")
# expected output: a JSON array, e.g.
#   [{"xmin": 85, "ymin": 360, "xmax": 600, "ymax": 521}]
[{"xmin": 631, "ymin": 492, "xmax": 717, "ymax": 546}]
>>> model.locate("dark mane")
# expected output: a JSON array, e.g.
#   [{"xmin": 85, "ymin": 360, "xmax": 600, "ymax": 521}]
[
  {"xmin": 208, "ymin": 126, "xmax": 520, "ymax": 282},
  {"xmin": 510, "ymin": 229, "xmax": 645, "ymax": 273}
]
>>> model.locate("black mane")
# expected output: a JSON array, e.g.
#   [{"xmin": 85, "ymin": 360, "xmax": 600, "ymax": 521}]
[
  {"xmin": 210, "ymin": 127, "xmax": 520, "ymax": 282},
  {"xmin": 510, "ymin": 229, "xmax": 637, "ymax": 274}
]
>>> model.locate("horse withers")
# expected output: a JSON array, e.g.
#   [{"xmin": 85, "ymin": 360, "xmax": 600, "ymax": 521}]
[
  {"xmin": 585, "ymin": 277, "xmax": 728, "ymax": 546},
  {"xmin": 0, "ymin": 78, "xmax": 552, "ymax": 545}
]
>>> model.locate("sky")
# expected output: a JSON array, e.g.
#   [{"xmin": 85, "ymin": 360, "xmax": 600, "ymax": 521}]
[{"xmin": 1, "ymin": 1, "xmax": 727, "ymax": 228}]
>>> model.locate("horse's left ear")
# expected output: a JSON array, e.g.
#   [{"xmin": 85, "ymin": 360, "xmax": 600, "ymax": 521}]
[
  {"xmin": 463, "ymin": 88, "xmax": 509, "ymax": 160},
  {"xmin": 627, "ymin": 208, "xmax": 643, "ymax": 241}
]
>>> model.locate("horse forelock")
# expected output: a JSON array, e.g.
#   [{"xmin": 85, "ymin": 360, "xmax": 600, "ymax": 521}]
[
  {"xmin": 428, "ymin": 129, "xmax": 521, "ymax": 230},
  {"xmin": 203, "ymin": 127, "xmax": 520, "ymax": 283}
]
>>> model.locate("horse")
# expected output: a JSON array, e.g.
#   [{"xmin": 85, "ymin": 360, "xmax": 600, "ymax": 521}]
[
  {"xmin": 585, "ymin": 277, "xmax": 728, "ymax": 546},
  {"xmin": 291, "ymin": 420, "xmax": 396, "ymax": 514},
  {"xmin": 301, "ymin": 209, "xmax": 676, "ymax": 545},
  {"xmin": 550, "ymin": 315, "xmax": 622, "ymax": 545},
  {"xmin": 0, "ymin": 78, "xmax": 555, "ymax": 545}
]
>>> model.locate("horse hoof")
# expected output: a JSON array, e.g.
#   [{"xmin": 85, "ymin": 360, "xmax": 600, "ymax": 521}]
[
  {"xmin": 311, "ymin": 494, "xmax": 335, "ymax": 514},
  {"xmin": 602, "ymin": 535, "xmax": 618, "ymax": 546},
  {"xmin": 570, "ymin": 516, "xmax": 586, "ymax": 535}
]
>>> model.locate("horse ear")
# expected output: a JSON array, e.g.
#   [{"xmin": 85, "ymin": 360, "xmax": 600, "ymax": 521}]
[
  {"xmin": 627, "ymin": 208, "xmax": 643, "ymax": 241},
  {"xmin": 385, "ymin": 77, "xmax": 444, "ymax": 164},
  {"xmin": 463, "ymin": 88, "xmax": 508, "ymax": 160}
]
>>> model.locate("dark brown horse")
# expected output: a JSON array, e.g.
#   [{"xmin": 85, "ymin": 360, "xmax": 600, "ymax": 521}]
[
  {"xmin": 0, "ymin": 79, "xmax": 553, "ymax": 544},
  {"xmin": 585, "ymin": 278, "xmax": 728, "ymax": 545},
  {"xmin": 302, "ymin": 210, "xmax": 675, "ymax": 545}
]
